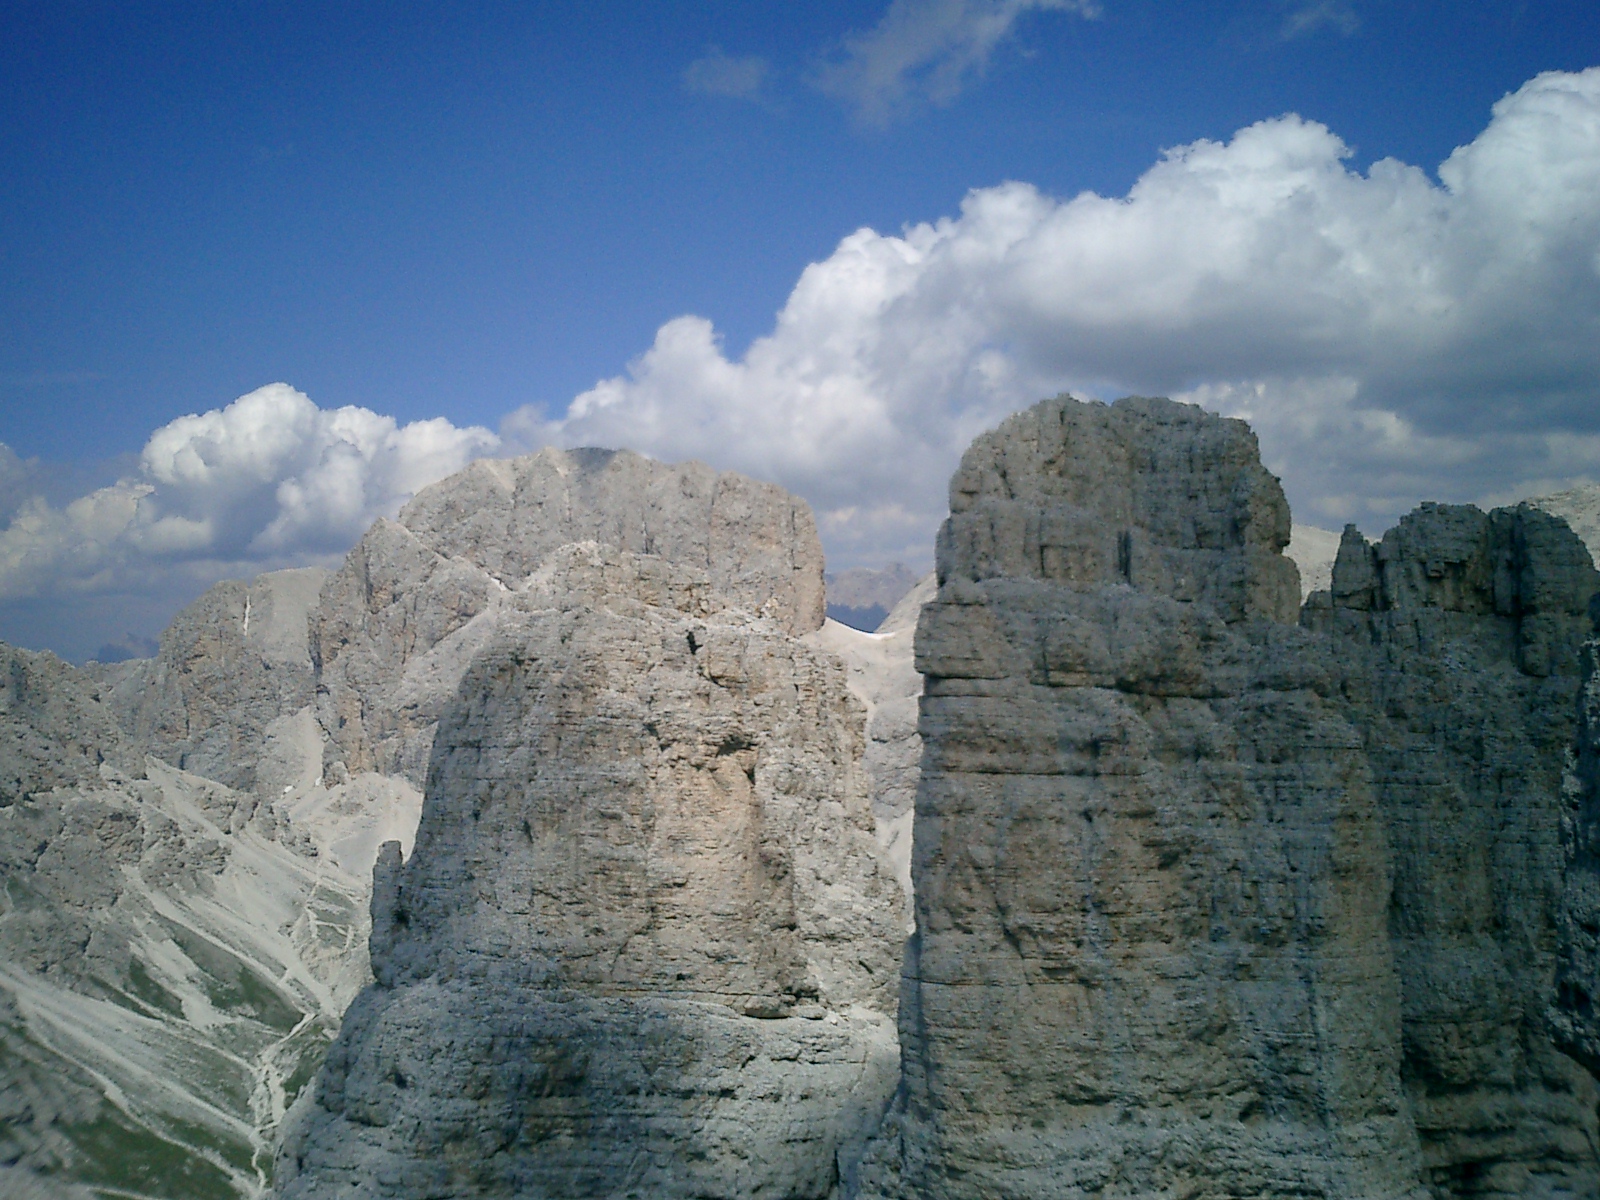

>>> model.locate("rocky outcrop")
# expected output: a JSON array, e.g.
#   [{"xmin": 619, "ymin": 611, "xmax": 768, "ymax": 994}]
[
  {"xmin": 311, "ymin": 448, "xmax": 826, "ymax": 785},
  {"xmin": 1529, "ymin": 483, "xmax": 1600, "ymax": 566},
  {"xmin": 11, "ymin": 409, "xmax": 1596, "ymax": 1199},
  {"xmin": 866, "ymin": 395, "xmax": 1600, "ymax": 1199},
  {"xmin": 870, "ymin": 396, "xmax": 1422, "ymax": 1198},
  {"xmin": 2, "ymin": 642, "xmax": 138, "ymax": 802},
  {"xmin": 1305, "ymin": 507, "xmax": 1600, "ymax": 1196},
  {"xmin": 277, "ymin": 543, "xmax": 904, "ymax": 1199},
  {"xmin": 101, "ymin": 567, "xmax": 327, "ymax": 792}
]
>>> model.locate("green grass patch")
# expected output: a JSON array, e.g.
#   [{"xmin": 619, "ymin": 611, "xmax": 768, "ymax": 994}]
[
  {"xmin": 166, "ymin": 1115, "xmax": 257, "ymax": 1178},
  {"xmin": 282, "ymin": 1040, "xmax": 331, "ymax": 1107},
  {"xmin": 125, "ymin": 958, "xmax": 186, "ymax": 1019},
  {"xmin": 65, "ymin": 1111, "xmax": 241, "ymax": 1200},
  {"xmin": 160, "ymin": 920, "xmax": 304, "ymax": 1033}
]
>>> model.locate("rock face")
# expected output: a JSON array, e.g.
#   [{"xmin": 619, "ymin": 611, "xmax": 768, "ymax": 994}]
[
  {"xmin": 806, "ymin": 574, "xmax": 936, "ymax": 911},
  {"xmin": 312, "ymin": 448, "xmax": 826, "ymax": 785},
  {"xmin": 1555, "ymin": 619, "xmax": 1600, "ymax": 1076},
  {"xmin": 869, "ymin": 395, "xmax": 1600, "ymax": 1199},
  {"xmin": 102, "ymin": 568, "xmax": 327, "ymax": 792},
  {"xmin": 873, "ymin": 396, "xmax": 1423, "ymax": 1198},
  {"xmin": 1529, "ymin": 483, "xmax": 1600, "ymax": 566},
  {"xmin": 10, "ymin": 413, "xmax": 1597, "ymax": 1200},
  {"xmin": 1307, "ymin": 508, "xmax": 1600, "ymax": 1197},
  {"xmin": 278, "ymin": 536, "xmax": 903, "ymax": 1191}
]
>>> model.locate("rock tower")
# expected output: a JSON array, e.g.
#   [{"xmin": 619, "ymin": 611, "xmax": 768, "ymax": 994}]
[{"xmin": 276, "ymin": 461, "xmax": 903, "ymax": 1199}]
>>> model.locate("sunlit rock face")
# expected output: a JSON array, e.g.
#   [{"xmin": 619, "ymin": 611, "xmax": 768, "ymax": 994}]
[
  {"xmin": 310, "ymin": 447, "xmax": 827, "ymax": 787},
  {"xmin": 1309, "ymin": 507, "xmax": 1600, "ymax": 1198},
  {"xmin": 861, "ymin": 395, "xmax": 1600, "ymax": 1200},
  {"xmin": 100, "ymin": 567, "xmax": 328, "ymax": 793},
  {"xmin": 805, "ymin": 573, "xmax": 936, "ymax": 917},
  {"xmin": 866, "ymin": 396, "xmax": 1425, "ymax": 1198},
  {"xmin": 277, "ymin": 545, "xmax": 903, "ymax": 1193}
]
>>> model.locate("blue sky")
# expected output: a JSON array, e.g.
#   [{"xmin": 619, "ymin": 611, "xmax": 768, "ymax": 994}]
[{"xmin": 3, "ymin": 1, "xmax": 1599, "ymax": 659}]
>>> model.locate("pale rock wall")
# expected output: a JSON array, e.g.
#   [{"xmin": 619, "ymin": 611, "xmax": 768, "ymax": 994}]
[
  {"xmin": 1307, "ymin": 506, "xmax": 1600, "ymax": 1197},
  {"xmin": 1288, "ymin": 523, "xmax": 1341, "ymax": 599},
  {"xmin": 804, "ymin": 573, "xmax": 935, "ymax": 915},
  {"xmin": 2, "ymin": 642, "xmax": 139, "ymax": 800},
  {"xmin": 101, "ymin": 567, "xmax": 328, "ymax": 793},
  {"xmin": 1528, "ymin": 483, "xmax": 1600, "ymax": 566},
  {"xmin": 868, "ymin": 396, "xmax": 1423, "ymax": 1198},
  {"xmin": 311, "ymin": 448, "xmax": 826, "ymax": 785},
  {"xmin": 277, "ymin": 545, "xmax": 903, "ymax": 1199}
]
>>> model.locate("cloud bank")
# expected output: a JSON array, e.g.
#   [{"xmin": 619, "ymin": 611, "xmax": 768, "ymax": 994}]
[
  {"xmin": 508, "ymin": 67, "xmax": 1600, "ymax": 565},
  {"xmin": 7, "ymin": 68, "xmax": 1600, "ymax": 657},
  {"xmin": 0, "ymin": 384, "xmax": 498, "ymax": 605},
  {"xmin": 813, "ymin": 0, "xmax": 1100, "ymax": 127}
]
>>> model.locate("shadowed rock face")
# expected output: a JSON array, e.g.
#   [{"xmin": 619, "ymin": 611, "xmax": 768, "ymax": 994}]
[
  {"xmin": 311, "ymin": 448, "xmax": 827, "ymax": 786},
  {"xmin": 1556, "ymin": 623, "xmax": 1600, "ymax": 1077},
  {"xmin": 1309, "ymin": 507, "xmax": 1600, "ymax": 1198},
  {"xmin": 278, "ymin": 542, "xmax": 903, "ymax": 1197},
  {"xmin": 872, "ymin": 396, "xmax": 1423, "ymax": 1198}
]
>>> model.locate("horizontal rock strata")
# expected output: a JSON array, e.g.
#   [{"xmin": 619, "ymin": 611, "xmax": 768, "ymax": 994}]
[{"xmin": 865, "ymin": 395, "xmax": 1600, "ymax": 1199}]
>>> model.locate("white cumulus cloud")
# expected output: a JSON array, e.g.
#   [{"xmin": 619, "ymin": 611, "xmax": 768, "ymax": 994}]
[
  {"xmin": 508, "ymin": 67, "xmax": 1600, "ymax": 566},
  {"xmin": 0, "ymin": 384, "xmax": 499, "ymax": 603},
  {"xmin": 813, "ymin": 0, "xmax": 1100, "ymax": 127}
]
